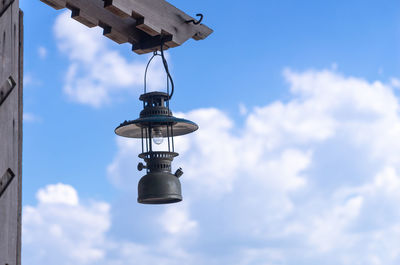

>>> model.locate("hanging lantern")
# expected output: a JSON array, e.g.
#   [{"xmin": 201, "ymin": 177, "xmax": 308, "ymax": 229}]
[{"xmin": 115, "ymin": 43, "xmax": 198, "ymax": 204}]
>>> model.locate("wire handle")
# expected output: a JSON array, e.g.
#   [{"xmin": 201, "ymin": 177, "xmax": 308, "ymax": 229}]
[
  {"xmin": 160, "ymin": 41, "xmax": 174, "ymax": 100},
  {"xmin": 143, "ymin": 40, "xmax": 175, "ymax": 100},
  {"xmin": 143, "ymin": 51, "xmax": 160, "ymax": 94}
]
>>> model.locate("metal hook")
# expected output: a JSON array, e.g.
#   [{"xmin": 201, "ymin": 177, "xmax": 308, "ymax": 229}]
[{"xmin": 186, "ymin": 13, "xmax": 203, "ymax": 25}]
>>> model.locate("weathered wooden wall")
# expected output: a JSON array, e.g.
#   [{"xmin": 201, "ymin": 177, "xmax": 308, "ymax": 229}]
[{"xmin": 0, "ymin": 0, "xmax": 22, "ymax": 263}]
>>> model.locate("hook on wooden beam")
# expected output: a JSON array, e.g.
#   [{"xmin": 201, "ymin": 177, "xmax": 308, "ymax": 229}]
[{"xmin": 186, "ymin": 13, "xmax": 203, "ymax": 25}]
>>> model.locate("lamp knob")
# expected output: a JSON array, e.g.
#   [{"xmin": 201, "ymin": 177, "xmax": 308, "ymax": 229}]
[
  {"xmin": 174, "ymin": 168, "xmax": 184, "ymax": 178},
  {"xmin": 137, "ymin": 162, "xmax": 146, "ymax": 171}
]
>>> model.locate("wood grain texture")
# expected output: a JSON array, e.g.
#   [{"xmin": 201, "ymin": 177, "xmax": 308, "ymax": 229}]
[
  {"xmin": 0, "ymin": 6, "xmax": 13, "ymax": 89},
  {"xmin": 102, "ymin": 24, "xmax": 129, "ymax": 44},
  {"xmin": 0, "ymin": 178, "xmax": 19, "ymax": 265},
  {"xmin": 40, "ymin": 0, "xmax": 213, "ymax": 54},
  {"xmin": 105, "ymin": 0, "xmax": 213, "ymax": 46},
  {"xmin": 0, "ymin": 0, "xmax": 14, "ymax": 15},
  {"xmin": 16, "ymin": 9, "xmax": 23, "ymax": 265},
  {"xmin": 0, "ymin": 1, "xmax": 22, "ymax": 264},
  {"xmin": 40, "ymin": 0, "xmax": 66, "ymax": 10},
  {"xmin": 71, "ymin": 7, "xmax": 98, "ymax": 28}
]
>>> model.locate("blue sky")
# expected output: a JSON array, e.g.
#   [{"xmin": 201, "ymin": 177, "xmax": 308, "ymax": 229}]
[{"xmin": 20, "ymin": 0, "xmax": 400, "ymax": 264}]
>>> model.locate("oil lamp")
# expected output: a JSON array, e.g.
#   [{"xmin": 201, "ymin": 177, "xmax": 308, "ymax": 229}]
[{"xmin": 115, "ymin": 43, "xmax": 198, "ymax": 204}]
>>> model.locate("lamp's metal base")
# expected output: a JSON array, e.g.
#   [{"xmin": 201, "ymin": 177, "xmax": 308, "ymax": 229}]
[
  {"xmin": 138, "ymin": 195, "xmax": 182, "ymax": 204},
  {"xmin": 137, "ymin": 171, "xmax": 182, "ymax": 204}
]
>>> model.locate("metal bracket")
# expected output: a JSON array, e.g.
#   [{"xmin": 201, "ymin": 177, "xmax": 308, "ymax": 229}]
[
  {"xmin": 0, "ymin": 168, "xmax": 15, "ymax": 198},
  {"xmin": 0, "ymin": 76, "xmax": 16, "ymax": 107}
]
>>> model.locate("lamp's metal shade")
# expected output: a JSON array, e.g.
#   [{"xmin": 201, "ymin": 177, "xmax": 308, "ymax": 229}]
[
  {"xmin": 138, "ymin": 172, "xmax": 182, "ymax": 204},
  {"xmin": 115, "ymin": 116, "xmax": 198, "ymax": 138}
]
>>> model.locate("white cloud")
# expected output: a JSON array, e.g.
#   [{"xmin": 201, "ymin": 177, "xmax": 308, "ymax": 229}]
[
  {"xmin": 38, "ymin": 46, "xmax": 47, "ymax": 59},
  {"xmin": 53, "ymin": 11, "xmax": 166, "ymax": 108},
  {"xmin": 23, "ymin": 184, "xmax": 110, "ymax": 264},
  {"xmin": 306, "ymin": 196, "xmax": 364, "ymax": 252},
  {"xmin": 36, "ymin": 183, "xmax": 79, "ymax": 206},
  {"xmin": 159, "ymin": 204, "xmax": 198, "ymax": 236},
  {"xmin": 23, "ymin": 112, "xmax": 41, "ymax": 123},
  {"xmin": 239, "ymin": 103, "xmax": 248, "ymax": 115},
  {"xmin": 23, "ymin": 184, "xmax": 199, "ymax": 265},
  {"xmin": 106, "ymin": 68, "xmax": 400, "ymax": 264},
  {"xmin": 391, "ymin": 78, "xmax": 400, "ymax": 88},
  {"xmin": 23, "ymin": 72, "xmax": 42, "ymax": 88},
  {"xmin": 107, "ymin": 137, "xmax": 141, "ymax": 191},
  {"xmin": 24, "ymin": 69, "xmax": 400, "ymax": 264}
]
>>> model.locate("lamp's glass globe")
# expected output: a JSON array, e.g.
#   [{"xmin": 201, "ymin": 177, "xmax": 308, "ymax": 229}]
[{"xmin": 153, "ymin": 129, "xmax": 164, "ymax": 145}]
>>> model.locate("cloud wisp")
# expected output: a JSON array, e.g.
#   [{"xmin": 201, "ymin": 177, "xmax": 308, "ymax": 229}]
[
  {"xmin": 53, "ymin": 11, "xmax": 166, "ymax": 108},
  {"xmin": 38, "ymin": 46, "xmax": 48, "ymax": 59}
]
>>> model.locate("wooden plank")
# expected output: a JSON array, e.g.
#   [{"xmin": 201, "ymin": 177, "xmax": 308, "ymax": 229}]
[
  {"xmin": 0, "ymin": 178, "xmax": 19, "ymax": 265},
  {"xmin": 0, "ymin": 1, "xmax": 22, "ymax": 264},
  {"xmin": 132, "ymin": 34, "xmax": 172, "ymax": 54},
  {"xmin": 0, "ymin": 0, "xmax": 13, "ymax": 15},
  {"xmin": 70, "ymin": 7, "xmax": 98, "ymax": 28},
  {"xmin": 40, "ymin": 0, "xmax": 213, "ymax": 54},
  {"xmin": 40, "ymin": 0, "xmax": 66, "ymax": 10},
  {"xmin": 135, "ymin": 17, "xmax": 161, "ymax": 37},
  {"xmin": 102, "ymin": 24, "xmax": 129, "ymax": 44},
  {"xmin": 104, "ymin": 0, "xmax": 213, "ymax": 46},
  {"xmin": 0, "ymin": 0, "xmax": 16, "ymax": 178},
  {"xmin": 103, "ymin": 0, "xmax": 130, "ymax": 18},
  {"xmin": 41, "ymin": 0, "xmax": 148, "ymax": 44},
  {"xmin": 0, "ymin": 6, "xmax": 13, "ymax": 88},
  {"xmin": 16, "ymin": 8, "xmax": 23, "ymax": 265}
]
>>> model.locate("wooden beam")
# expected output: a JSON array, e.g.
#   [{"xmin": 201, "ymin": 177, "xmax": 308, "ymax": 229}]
[
  {"xmin": 40, "ymin": 0, "xmax": 66, "ymax": 10},
  {"xmin": 105, "ymin": 0, "xmax": 213, "ymax": 46},
  {"xmin": 71, "ymin": 7, "xmax": 98, "ymax": 28},
  {"xmin": 40, "ymin": 0, "xmax": 213, "ymax": 54},
  {"xmin": 0, "ymin": 1, "xmax": 23, "ymax": 264},
  {"xmin": 0, "ymin": 0, "xmax": 14, "ymax": 15}
]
